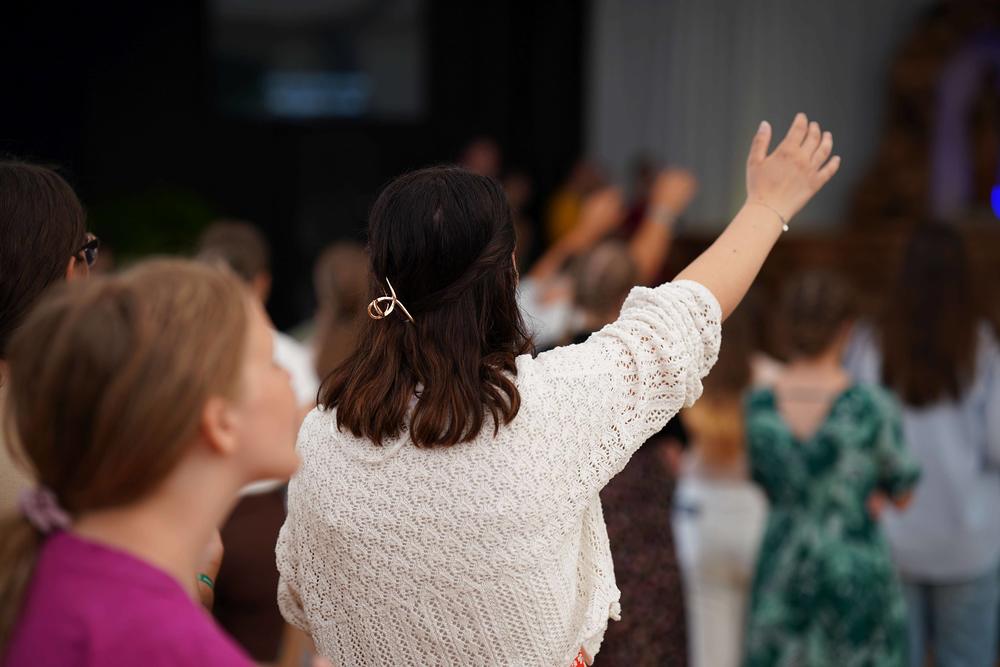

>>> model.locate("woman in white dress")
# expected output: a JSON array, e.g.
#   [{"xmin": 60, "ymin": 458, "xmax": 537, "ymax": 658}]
[{"xmin": 276, "ymin": 115, "xmax": 841, "ymax": 666}]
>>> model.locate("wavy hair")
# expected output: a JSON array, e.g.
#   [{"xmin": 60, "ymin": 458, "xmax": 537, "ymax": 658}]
[{"xmin": 320, "ymin": 166, "xmax": 533, "ymax": 447}]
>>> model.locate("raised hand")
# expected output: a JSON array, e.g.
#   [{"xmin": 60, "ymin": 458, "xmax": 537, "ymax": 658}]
[
  {"xmin": 527, "ymin": 186, "xmax": 624, "ymax": 281},
  {"xmin": 746, "ymin": 113, "xmax": 840, "ymax": 225},
  {"xmin": 650, "ymin": 168, "xmax": 698, "ymax": 217},
  {"xmin": 674, "ymin": 113, "xmax": 842, "ymax": 319}
]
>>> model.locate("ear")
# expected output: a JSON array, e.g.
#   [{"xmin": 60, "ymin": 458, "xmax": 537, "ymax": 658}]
[
  {"xmin": 200, "ymin": 396, "xmax": 240, "ymax": 457},
  {"xmin": 65, "ymin": 255, "xmax": 86, "ymax": 281},
  {"xmin": 252, "ymin": 273, "xmax": 272, "ymax": 305}
]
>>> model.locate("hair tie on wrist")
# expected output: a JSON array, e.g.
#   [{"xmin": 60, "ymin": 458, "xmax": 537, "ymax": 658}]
[
  {"xmin": 197, "ymin": 573, "xmax": 215, "ymax": 590},
  {"xmin": 19, "ymin": 487, "xmax": 71, "ymax": 534},
  {"xmin": 367, "ymin": 278, "xmax": 415, "ymax": 324}
]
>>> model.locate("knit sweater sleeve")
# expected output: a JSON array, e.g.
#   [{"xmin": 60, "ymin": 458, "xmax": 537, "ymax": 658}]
[{"xmin": 527, "ymin": 279, "xmax": 721, "ymax": 493}]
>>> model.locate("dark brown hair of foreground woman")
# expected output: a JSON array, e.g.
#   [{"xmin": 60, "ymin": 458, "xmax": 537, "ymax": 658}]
[
  {"xmin": 324, "ymin": 115, "xmax": 841, "ymax": 448},
  {"xmin": 321, "ymin": 167, "xmax": 533, "ymax": 447}
]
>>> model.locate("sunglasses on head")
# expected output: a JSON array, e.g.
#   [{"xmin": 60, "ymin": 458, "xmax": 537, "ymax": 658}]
[{"xmin": 76, "ymin": 233, "xmax": 100, "ymax": 268}]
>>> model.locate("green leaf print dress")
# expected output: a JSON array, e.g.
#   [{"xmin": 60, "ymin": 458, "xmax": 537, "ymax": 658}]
[{"xmin": 744, "ymin": 384, "xmax": 920, "ymax": 667}]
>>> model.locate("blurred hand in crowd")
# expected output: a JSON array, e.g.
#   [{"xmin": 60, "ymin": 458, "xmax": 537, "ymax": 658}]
[{"xmin": 650, "ymin": 168, "xmax": 698, "ymax": 216}]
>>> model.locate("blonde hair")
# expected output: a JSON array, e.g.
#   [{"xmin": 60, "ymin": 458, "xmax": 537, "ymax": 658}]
[{"xmin": 0, "ymin": 259, "xmax": 249, "ymax": 651}]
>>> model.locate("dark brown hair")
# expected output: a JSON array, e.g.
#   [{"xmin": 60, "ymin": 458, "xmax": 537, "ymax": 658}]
[
  {"xmin": 320, "ymin": 166, "xmax": 533, "ymax": 447},
  {"xmin": 881, "ymin": 222, "xmax": 977, "ymax": 406},
  {"xmin": 0, "ymin": 260, "xmax": 248, "ymax": 651},
  {"xmin": 780, "ymin": 270, "xmax": 856, "ymax": 359},
  {"xmin": 0, "ymin": 161, "xmax": 87, "ymax": 358},
  {"xmin": 196, "ymin": 219, "xmax": 271, "ymax": 282}
]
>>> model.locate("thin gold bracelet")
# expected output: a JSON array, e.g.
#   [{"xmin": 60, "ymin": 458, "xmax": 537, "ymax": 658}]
[{"xmin": 748, "ymin": 201, "xmax": 789, "ymax": 232}]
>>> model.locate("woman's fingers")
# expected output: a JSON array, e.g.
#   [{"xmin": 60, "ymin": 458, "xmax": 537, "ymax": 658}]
[
  {"xmin": 802, "ymin": 121, "xmax": 821, "ymax": 154},
  {"xmin": 816, "ymin": 155, "xmax": 842, "ymax": 185},
  {"xmin": 747, "ymin": 120, "xmax": 772, "ymax": 166},
  {"xmin": 811, "ymin": 131, "xmax": 833, "ymax": 167},
  {"xmin": 779, "ymin": 112, "xmax": 809, "ymax": 151}
]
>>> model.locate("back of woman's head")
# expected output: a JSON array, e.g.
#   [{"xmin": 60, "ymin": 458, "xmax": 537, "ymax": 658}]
[
  {"xmin": 313, "ymin": 243, "xmax": 369, "ymax": 379},
  {"xmin": 321, "ymin": 166, "xmax": 532, "ymax": 447},
  {"xmin": 882, "ymin": 222, "xmax": 976, "ymax": 406},
  {"xmin": 0, "ymin": 161, "xmax": 87, "ymax": 358},
  {"xmin": 0, "ymin": 259, "xmax": 248, "ymax": 649},
  {"xmin": 780, "ymin": 270, "xmax": 856, "ymax": 359},
  {"xmin": 573, "ymin": 240, "xmax": 638, "ymax": 319}
]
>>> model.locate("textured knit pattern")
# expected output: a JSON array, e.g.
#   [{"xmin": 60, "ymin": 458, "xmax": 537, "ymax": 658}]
[{"xmin": 276, "ymin": 280, "xmax": 721, "ymax": 667}]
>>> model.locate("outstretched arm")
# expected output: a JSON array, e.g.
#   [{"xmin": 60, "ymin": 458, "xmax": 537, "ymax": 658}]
[
  {"xmin": 628, "ymin": 168, "xmax": 697, "ymax": 285},
  {"xmin": 675, "ymin": 113, "xmax": 840, "ymax": 319}
]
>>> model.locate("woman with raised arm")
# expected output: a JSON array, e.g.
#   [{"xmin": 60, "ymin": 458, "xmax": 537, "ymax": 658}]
[{"xmin": 276, "ymin": 114, "xmax": 840, "ymax": 666}]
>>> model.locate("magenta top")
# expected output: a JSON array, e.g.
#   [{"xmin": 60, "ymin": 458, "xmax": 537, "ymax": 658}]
[{"xmin": 3, "ymin": 531, "xmax": 253, "ymax": 667}]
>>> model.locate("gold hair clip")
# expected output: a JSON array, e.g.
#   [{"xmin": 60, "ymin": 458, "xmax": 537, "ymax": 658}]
[{"xmin": 367, "ymin": 278, "xmax": 415, "ymax": 324}]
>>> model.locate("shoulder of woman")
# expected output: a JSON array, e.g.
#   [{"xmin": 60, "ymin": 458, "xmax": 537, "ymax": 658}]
[
  {"xmin": 744, "ymin": 386, "xmax": 775, "ymax": 413},
  {"xmin": 850, "ymin": 382, "xmax": 900, "ymax": 416},
  {"xmin": 293, "ymin": 406, "xmax": 339, "ymax": 457}
]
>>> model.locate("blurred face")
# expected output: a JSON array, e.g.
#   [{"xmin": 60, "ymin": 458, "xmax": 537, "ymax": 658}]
[{"xmin": 230, "ymin": 301, "xmax": 300, "ymax": 481}]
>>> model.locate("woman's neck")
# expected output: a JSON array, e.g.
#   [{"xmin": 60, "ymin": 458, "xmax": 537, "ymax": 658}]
[
  {"xmin": 778, "ymin": 346, "xmax": 851, "ymax": 397},
  {"xmin": 785, "ymin": 346, "xmax": 843, "ymax": 375},
  {"xmin": 73, "ymin": 469, "xmax": 238, "ymax": 599}
]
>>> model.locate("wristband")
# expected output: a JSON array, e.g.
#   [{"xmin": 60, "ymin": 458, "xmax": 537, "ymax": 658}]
[
  {"xmin": 197, "ymin": 573, "xmax": 215, "ymax": 590},
  {"xmin": 650, "ymin": 206, "xmax": 678, "ymax": 228}
]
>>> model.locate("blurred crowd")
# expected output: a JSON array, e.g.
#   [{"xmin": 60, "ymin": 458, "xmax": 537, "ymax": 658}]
[{"xmin": 0, "ymin": 114, "xmax": 998, "ymax": 667}]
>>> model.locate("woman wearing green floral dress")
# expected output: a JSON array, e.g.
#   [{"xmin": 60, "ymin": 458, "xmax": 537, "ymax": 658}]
[{"xmin": 744, "ymin": 272, "xmax": 920, "ymax": 667}]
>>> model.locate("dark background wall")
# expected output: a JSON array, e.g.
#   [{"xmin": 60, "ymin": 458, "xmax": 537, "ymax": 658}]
[{"xmin": 0, "ymin": 1, "xmax": 587, "ymax": 328}]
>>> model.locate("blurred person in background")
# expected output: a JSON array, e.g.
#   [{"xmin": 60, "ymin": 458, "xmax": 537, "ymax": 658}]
[
  {"xmin": 523, "ymin": 168, "xmax": 697, "ymax": 348},
  {"xmin": 569, "ymin": 240, "xmax": 690, "ymax": 666},
  {"xmin": 620, "ymin": 154, "xmax": 657, "ymax": 238},
  {"xmin": 196, "ymin": 219, "xmax": 319, "ymax": 412},
  {"xmin": 503, "ymin": 170, "xmax": 535, "ymax": 271},
  {"xmin": 0, "ymin": 161, "xmax": 93, "ymax": 516},
  {"xmin": 0, "ymin": 260, "xmax": 300, "ymax": 666},
  {"xmin": 196, "ymin": 220, "xmax": 319, "ymax": 664},
  {"xmin": 745, "ymin": 271, "xmax": 920, "ymax": 666},
  {"xmin": 312, "ymin": 242, "xmax": 369, "ymax": 382},
  {"xmin": 672, "ymin": 307, "xmax": 768, "ymax": 667},
  {"xmin": 846, "ymin": 223, "xmax": 1000, "ymax": 667},
  {"xmin": 544, "ymin": 159, "xmax": 606, "ymax": 244},
  {"xmin": 459, "ymin": 136, "xmax": 502, "ymax": 179}
]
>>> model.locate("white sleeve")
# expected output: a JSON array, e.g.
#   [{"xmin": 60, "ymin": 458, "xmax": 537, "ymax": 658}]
[
  {"xmin": 275, "ymin": 419, "xmax": 315, "ymax": 633},
  {"xmin": 527, "ymin": 279, "xmax": 721, "ymax": 493}
]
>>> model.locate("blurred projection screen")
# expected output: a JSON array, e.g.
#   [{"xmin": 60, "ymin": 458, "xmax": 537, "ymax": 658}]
[{"xmin": 211, "ymin": 0, "xmax": 426, "ymax": 120}]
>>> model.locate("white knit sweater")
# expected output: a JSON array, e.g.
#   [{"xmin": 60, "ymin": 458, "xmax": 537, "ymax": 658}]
[{"xmin": 276, "ymin": 280, "xmax": 721, "ymax": 666}]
